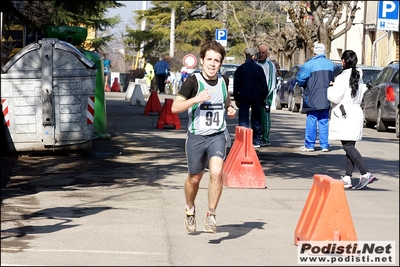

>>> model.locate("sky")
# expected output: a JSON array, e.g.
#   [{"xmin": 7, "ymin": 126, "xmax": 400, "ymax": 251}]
[{"xmin": 105, "ymin": 1, "xmax": 153, "ymax": 34}]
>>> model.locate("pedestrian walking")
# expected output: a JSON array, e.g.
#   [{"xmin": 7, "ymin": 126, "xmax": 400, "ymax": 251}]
[
  {"xmin": 296, "ymin": 43, "xmax": 334, "ymax": 152},
  {"xmin": 165, "ymin": 69, "xmax": 176, "ymax": 94},
  {"xmin": 103, "ymin": 53, "xmax": 111, "ymax": 91},
  {"xmin": 143, "ymin": 59, "xmax": 154, "ymax": 89},
  {"xmin": 171, "ymin": 40, "xmax": 236, "ymax": 234},
  {"xmin": 233, "ymin": 47, "xmax": 269, "ymax": 148},
  {"xmin": 154, "ymin": 56, "xmax": 170, "ymax": 94},
  {"xmin": 257, "ymin": 45, "xmax": 276, "ymax": 146},
  {"xmin": 180, "ymin": 66, "xmax": 189, "ymax": 83},
  {"xmin": 327, "ymin": 50, "xmax": 377, "ymax": 189}
]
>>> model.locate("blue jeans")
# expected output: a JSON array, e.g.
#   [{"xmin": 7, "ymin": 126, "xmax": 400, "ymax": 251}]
[
  {"xmin": 304, "ymin": 109, "xmax": 330, "ymax": 149},
  {"xmin": 238, "ymin": 100, "xmax": 263, "ymax": 145}
]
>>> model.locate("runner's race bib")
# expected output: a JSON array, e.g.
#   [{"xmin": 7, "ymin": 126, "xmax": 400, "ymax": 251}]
[{"xmin": 199, "ymin": 103, "xmax": 224, "ymax": 130}]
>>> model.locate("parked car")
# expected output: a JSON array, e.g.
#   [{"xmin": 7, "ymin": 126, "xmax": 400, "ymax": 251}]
[
  {"xmin": 363, "ymin": 60, "xmax": 399, "ymax": 132},
  {"xmin": 276, "ymin": 63, "xmax": 342, "ymax": 112},
  {"xmin": 221, "ymin": 68, "xmax": 236, "ymax": 96},
  {"xmin": 219, "ymin": 63, "xmax": 239, "ymax": 75},
  {"xmin": 287, "ymin": 61, "xmax": 381, "ymax": 113},
  {"xmin": 189, "ymin": 69, "xmax": 201, "ymax": 76},
  {"xmin": 275, "ymin": 64, "xmax": 302, "ymax": 111},
  {"xmin": 359, "ymin": 65, "xmax": 384, "ymax": 84},
  {"xmin": 276, "ymin": 68, "xmax": 288, "ymax": 88},
  {"xmin": 332, "ymin": 61, "xmax": 383, "ymax": 84}
]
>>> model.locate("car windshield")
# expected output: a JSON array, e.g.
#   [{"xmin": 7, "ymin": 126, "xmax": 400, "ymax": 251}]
[
  {"xmin": 226, "ymin": 71, "xmax": 235, "ymax": 78},
  {"xmin": 362, "ymin": 69, "xmax": 382, "ymax": 84},
  {"xmin": 220, "ymin": 64, "xmax": 239, "ymax": 74}
]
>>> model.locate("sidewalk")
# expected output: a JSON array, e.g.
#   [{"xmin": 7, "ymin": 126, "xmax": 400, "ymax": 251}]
[{"xmin": 1, "ymin": 91, "xmax": 399, "ymax": 266}]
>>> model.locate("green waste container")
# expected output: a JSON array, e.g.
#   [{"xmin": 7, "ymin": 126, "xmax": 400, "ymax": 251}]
[{"xmin": 79, "ymin": 49, "xmax": 111, "ymax": 139}]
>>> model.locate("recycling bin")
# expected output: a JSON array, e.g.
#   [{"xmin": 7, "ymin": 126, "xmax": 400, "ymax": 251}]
[{"xmin": 1, "ymin": 38, "xmax": 97, "ymax": 153}]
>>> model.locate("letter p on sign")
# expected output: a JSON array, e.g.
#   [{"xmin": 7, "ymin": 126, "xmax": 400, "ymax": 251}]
[
  {"xmin": 216, "ymin": 29, "xmax": 227, "ymax": 47},
  {"xmin": 377, "ymin": 0, "xmax": 399, "ymax": 31}
]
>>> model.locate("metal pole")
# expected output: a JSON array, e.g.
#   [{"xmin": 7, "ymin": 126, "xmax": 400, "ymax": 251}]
[
  {"xmin": 372, "ymin": 31, "xmax": 388, "ymax": 66},
  {"xmin": 170, "ymin": 8, "xmax": 175, "ymax": 58},
  {"xmin": 138, "ymin": 1, "xmax": 148, "ymax": 69}
]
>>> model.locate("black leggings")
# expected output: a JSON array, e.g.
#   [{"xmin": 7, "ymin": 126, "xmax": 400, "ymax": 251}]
[
  {"xmin": 156, "ymin": 74, "xmax": 167, "ymax": 93},
  {"xmin": 341, "ymin": 140, "xmax": 368, "ymax": 177}
]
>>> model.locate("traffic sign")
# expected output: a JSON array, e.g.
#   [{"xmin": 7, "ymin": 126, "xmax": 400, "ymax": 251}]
[
  {"xmin": 216, "ymin": 29, "xmax": 227, "ymax": 47},
  {"xmin": 183, "ymin": 54, "xmax": 197, "ymax": 68},
  {"xmin": 377, "ymin": 1, "xmax": 399, "ymax": 31}
]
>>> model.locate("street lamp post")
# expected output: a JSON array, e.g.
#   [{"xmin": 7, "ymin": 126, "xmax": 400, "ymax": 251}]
[{"xmin": 170, "ymin": 8, "xmax": 175, "ymax": 58}]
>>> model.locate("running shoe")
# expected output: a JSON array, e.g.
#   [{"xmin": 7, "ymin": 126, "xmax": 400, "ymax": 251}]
[
  {"xmin": 354, "ymin": 173, "xmax": 376, "ymax": 190},
  {"xmin": 369, "ymin": 176, "xmax": 379, "ymax": 184},
  {"xmin": 184, "ymin": 209, "xmax": 196, "ymax": 233},
  {"xmin": 204, "ymin": 211, "xmax": 217, "ymax": 233},
  {"xmin": 299, "ymin": 146, "xmax": 314, "ymax": 152},
  {"xmin": 260, "ymin": 140, "xmax": 270, "ymax": 147},
  {"xmin": 340, "ymin": 175, "xmax": 352, "ymax": 189}
]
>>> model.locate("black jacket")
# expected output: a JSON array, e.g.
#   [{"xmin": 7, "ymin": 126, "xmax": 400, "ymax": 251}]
[{"xmin": 233, "ymin": 58, "xmax": 268, "ymax": 103}]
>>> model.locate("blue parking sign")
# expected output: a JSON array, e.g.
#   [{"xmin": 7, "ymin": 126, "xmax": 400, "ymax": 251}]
[
  {"xmin": 377, "ymin": 1, "xmax": 399, "ymax": 31},
  {"xmin": 216, "ymin": 29, "xmax": 227, "ymax": 47}
]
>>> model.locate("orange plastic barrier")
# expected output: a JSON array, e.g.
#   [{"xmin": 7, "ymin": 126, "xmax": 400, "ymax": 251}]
[
  {"xmin": 157, "ymin": 98, "xmax": 181, "ymax": 129},
  {"xmin": 144, "ymin": 90, "xmax": 162, "ymax": 115},
  {"xmin": 294, "ymin": 174, "xmax": 357, "ymax": 245},
  {"xmin": 222, "ymin": 126, "xmax": 265, "ymax": 188},
  {"xmin": 111, "ymin": 77, "xmax": 121, "ymax": 92}
]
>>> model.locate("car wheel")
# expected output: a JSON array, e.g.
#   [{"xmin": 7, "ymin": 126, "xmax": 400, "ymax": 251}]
[
  {"xmin": 396, "ymin": 107, "xmax": 399, "ymax": 138},
  {"xmin": 275, "ymin": 95, "xmax": 282, "ymax": 110},
  {"xmin": 288, "ymin": 93, "xmax": 294, "ymax": 111},
  {"xmin": 376, "ymin": 106, "xmax": 389, "ymax": 132}
]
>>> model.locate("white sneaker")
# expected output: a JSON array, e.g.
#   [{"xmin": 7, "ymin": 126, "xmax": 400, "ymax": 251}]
[
  {"xmin": 299, "ymin": 146, "xmax": 314, "ymax": 152},
  {"xmin": 354, "ymin": 172, "xmax": 376, "ymax": 190},
  {"xmin": 340, "ymin": 175, "xmax": 352, "ymax": 189}
]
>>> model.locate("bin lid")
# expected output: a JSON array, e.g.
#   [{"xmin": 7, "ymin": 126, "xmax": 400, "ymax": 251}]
[{"xmin": 2, "ymin": 38, "xmax": 97, "ymax": 73}]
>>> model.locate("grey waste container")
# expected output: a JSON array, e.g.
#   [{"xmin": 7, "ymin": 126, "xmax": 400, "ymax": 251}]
[{"xmin": 1, "ymin": 38, "xmax": 98, "ymax": 153}]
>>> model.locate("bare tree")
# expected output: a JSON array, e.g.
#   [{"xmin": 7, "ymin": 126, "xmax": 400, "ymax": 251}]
[
  {"xmin": 227, "ymin": 1, "xmax": 276, "ymax": 47},
  {"xmin": 258, "ymin": 1, "xmax": 362, "ymax": 68},
  {"xmin": 284, "ymin": 1, "xmax": 362, "ymax": 56}
]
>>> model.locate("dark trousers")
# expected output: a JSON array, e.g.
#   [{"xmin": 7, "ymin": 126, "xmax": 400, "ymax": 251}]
[
  {"xmin": 341, "ymin": 140, "xmax": 368, "ymax": 177},
  {"xmin": 156, "ymin": 74, "xmax": 167, "ymax": 93},
  {"xmin": 238, "ymin": 100, "xmax": 263, "ymax": 145}
]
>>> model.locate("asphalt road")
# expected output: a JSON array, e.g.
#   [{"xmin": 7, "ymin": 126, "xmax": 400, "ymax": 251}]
[{"xmin": 1, "ymin": 91, "xmax": 399, "ymax": 266}]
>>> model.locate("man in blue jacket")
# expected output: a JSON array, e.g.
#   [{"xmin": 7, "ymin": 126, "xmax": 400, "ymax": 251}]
[
  {"xmin": 154, "ymin": 56, "xmax": 170, "ymax": 94},
  {"xmin": 234, "ymin": 48, "xmax": 269, "ymax": 148},
  {"xmin": 296, "ymin": 43, "xmax": 334, "ymax": 152}
]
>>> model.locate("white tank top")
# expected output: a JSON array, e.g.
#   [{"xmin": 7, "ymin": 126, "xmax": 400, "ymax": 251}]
[{"xmin": 187, "ymin": 73, "xmax": 228, "ymax": 135}]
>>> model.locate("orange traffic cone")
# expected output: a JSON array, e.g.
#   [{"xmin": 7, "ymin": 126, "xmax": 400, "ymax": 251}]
[
  {"xmin": 157, "ymin": 98, "xmax": 181, "ymax": 129},
  {"xmin": 294, "ymin": 174, "xmax": 357, "ymax": 245},
  {"xmin": 111, "ymin": 77, "xmax": 121, "ymax": 92},
  {"xmin": 144, "ymin": 90, "xmax": 162, "ymax": 115},
  {"xmin": 222, "ymin": 126, "xmax": 265, "ymax": 188}
]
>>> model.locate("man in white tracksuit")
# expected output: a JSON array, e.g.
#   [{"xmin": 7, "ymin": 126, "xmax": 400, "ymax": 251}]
[{"xmin": 257, "ymin": 45, "xmax": 276, "ymax": 146}]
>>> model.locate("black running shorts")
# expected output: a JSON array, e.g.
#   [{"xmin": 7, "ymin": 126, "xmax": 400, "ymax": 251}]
[{"xmin": 185, "ymin": 131, "xmax": 227, "ymax": 175}]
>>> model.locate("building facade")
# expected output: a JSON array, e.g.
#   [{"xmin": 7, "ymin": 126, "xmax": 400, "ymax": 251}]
[{"xmin": 330, "ymin": 1, "xmax": 399, "ymax": 67}]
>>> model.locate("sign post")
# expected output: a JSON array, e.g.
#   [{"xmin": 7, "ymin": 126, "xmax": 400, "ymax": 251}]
[
  {"xmin": 377, "ymin": 0, "xmax": 399, "ymax": 31},
  {"xmin": 216, "ymin": 29, "xmax": 227, "ymax": 47}
]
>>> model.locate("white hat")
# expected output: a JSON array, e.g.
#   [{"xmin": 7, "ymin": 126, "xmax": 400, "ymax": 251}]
[
  {"xmin": 181, "ymin": 67, "xmax": 187, "ymax": 72},
  {"xmin": 245, "ymin": 47, "xmax": 258, "ymax": 56},
  {"xmin": 313, "ymin": 43, "xmax": 326, "ymax": 55}
]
